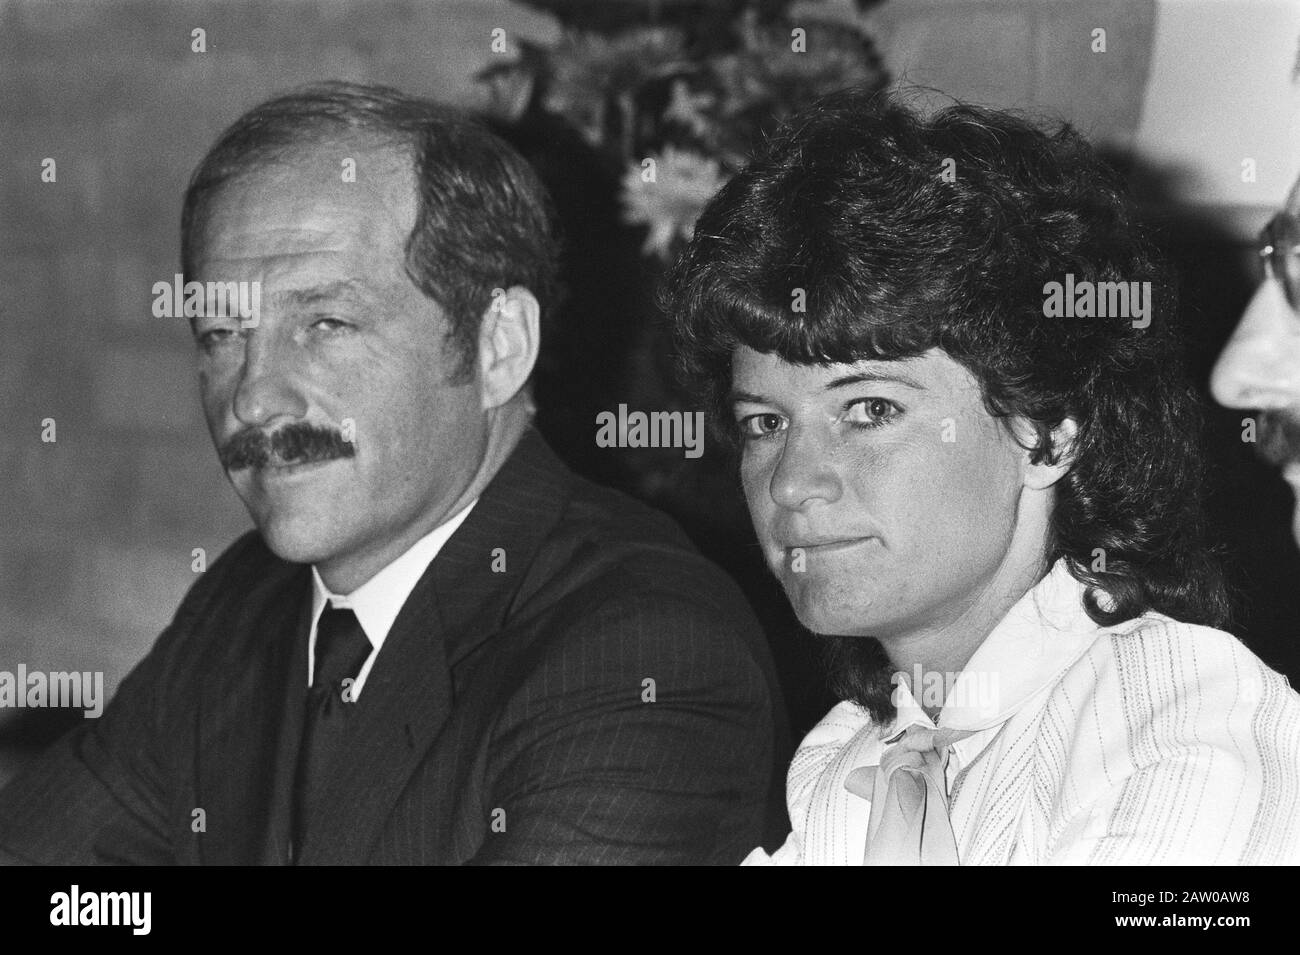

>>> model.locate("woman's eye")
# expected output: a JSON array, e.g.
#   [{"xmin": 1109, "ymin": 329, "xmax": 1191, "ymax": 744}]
[
  {"xmin": 740, "ymin": 412, "xmax": 786, "ymax": 439},
  {"xmin": 845, "ymin": 398, "xmax": 900, "ymax": 428}
]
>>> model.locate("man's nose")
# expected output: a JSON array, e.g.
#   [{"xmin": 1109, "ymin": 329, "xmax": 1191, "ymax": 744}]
[
  {"xmin": 231, "ymin": 331, "xmax": 308, "ymax": 428},
  {"xmin": 769, "ymin": 427, "xmax": 843, "ymax": 510},
  {"xmin": 1211, "ymin": 277, "xmax": 1300, "ymax": 411}
]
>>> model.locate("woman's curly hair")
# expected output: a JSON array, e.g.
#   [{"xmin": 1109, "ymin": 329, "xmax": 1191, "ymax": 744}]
[{"xmin": 664, "ymin": 88, "xmax": 1229, "ymax": 717}]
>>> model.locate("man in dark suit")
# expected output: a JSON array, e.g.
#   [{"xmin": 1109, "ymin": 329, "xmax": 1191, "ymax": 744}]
[{"xmin": 0, "ymin": 82, "xmax": 778, "ymax": 864}]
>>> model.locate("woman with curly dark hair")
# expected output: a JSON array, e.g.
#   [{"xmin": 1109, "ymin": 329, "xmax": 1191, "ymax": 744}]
[{"xmin": 666, "ymin": 88, "xmax": 1300, "ymax": 864}]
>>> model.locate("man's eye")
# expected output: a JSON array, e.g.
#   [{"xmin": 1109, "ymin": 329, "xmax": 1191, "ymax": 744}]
[
  {"xmin": 310, "ymin": 316, "xmax": 350, "ymax": 332},
  {"xmin": 196, "ymin": 328, "xmax": 238, "ymax": 349},
  {"xmin": 845, "ymin": 397, "xmax": 900, "ymax": 428},
  {"xmin": 739, "ymin": 413, "xmax": 787, "ymax": 439}
]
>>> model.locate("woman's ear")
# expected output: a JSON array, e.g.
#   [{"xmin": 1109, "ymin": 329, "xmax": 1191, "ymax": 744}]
[
  {"xmin": 477, "ymin": 285, "xmax": 540, "ymax": 410},
  {"xmin": 1017, "ymin": 417, "xmax": 1079, "ymax": 491}
]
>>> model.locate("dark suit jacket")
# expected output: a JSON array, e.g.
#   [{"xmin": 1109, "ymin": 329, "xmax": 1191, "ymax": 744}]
[{"xmin": 0, "ymin": 429, "xmax": 778, "ymax": 864}]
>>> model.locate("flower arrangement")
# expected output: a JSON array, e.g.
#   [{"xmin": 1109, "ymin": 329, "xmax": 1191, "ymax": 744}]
[{"xmin": 488, "ymin": 0, "xmax": 888, "ymax": 262}]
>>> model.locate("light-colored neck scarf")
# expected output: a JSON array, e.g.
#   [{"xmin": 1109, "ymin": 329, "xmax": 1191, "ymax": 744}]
[{"xmin": 846, "ymin": 722, "xmax": 977, "ymax": 865}]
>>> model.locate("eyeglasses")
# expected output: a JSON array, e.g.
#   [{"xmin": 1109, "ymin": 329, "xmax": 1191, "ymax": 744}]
[{"xmin": 1258, "ymin": 212, "xmax": 1300, "ymax": 309}]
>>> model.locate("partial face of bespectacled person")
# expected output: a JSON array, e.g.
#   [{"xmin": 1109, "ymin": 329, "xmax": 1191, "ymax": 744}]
[
  {"xmin": 190, "ymin": 142, "xmax": 538, "ymax": 593},
  {"xmin": 1210, "ymin": 181, "xmax": 1300, "ymax": 545},
  {"xmin": 730, "ymin": 346, "xmax": 1072, "ymax": 651}
]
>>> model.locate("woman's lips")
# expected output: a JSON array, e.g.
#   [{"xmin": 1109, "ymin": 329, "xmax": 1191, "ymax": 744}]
[{"xmin": 783, "ymin": 537, "xmax": 876, "ymax": 556}]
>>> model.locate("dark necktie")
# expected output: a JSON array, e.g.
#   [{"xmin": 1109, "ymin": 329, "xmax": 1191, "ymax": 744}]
[{"xmin": 291, "ymin": 605, "xmax": 372, "ymax": 863}]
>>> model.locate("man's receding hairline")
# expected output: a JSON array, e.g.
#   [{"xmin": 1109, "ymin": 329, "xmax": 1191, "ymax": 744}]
[
  {"xmin": 220, "ymin": 131, "xmax": 415, "ymax": 186},
  {"xmin": 192, "ymin": 134, "xmax": 421, "ymax": 262}
]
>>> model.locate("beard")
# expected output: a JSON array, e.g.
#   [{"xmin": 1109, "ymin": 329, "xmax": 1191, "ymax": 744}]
[
  {"xmin": 816, "ymin": 634, "xmax": 898, "ymax": 726},
  {"xmin": 1258, "ymin": 409, "xmax": 1300, "ymax": 470}
]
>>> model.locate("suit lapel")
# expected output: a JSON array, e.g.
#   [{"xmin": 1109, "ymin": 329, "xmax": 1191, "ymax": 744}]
[
  {"xmin": 196, "ymin": 562, "xmax": 311, "ymax": 865},
  {"xmin": 435, "ymin": 428, "xmax": 570, "ymax": 670},
  {"xmin": 299, "ymin": 428, "xmax": 570, "ymax": 864}
]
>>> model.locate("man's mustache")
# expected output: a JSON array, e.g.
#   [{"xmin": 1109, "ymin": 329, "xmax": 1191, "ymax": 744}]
[
  {"xmin": 1257, "ymin": 410, "xmax": 1300, "ymax": 469},
  {"xmin": 219, "ymin": 422, "xmax": 356, "ymax": 471}
]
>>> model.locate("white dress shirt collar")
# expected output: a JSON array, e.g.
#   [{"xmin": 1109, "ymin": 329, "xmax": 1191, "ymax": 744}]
[
  {"xmin": 887, "ymin": 558, "xmax": 1100, "ymax": 737},
  {"xmin": 308, "ymin": 500, "xmax": 478, "ymax": 698}
]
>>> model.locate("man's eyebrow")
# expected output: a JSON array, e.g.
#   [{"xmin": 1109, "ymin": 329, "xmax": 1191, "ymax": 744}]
[
  {"xmin": 825, "ymin": 371, "xmax": 926, "ymax": 391},
  {"xmin": 728, "ymin": 389, "xmax": 769, "ymax": 406},
  {"xmin": 270, "ymin": 279, "xmax": 372, "ymax": 308}
]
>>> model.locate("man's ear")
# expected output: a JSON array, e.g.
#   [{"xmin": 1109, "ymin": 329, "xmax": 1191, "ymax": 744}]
[
  {"xmin": 476, "ymin": 285, "xmax": 540, "ymax": 410},
  {"xmin": 1017, "ymin": 417, "xmax": 1079, "ymax": 491}
]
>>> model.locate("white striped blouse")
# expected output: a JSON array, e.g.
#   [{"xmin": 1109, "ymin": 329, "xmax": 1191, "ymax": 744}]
[{"xmin": 748, "ymin": 560, "xmax": 1300, "ymax": 865}]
